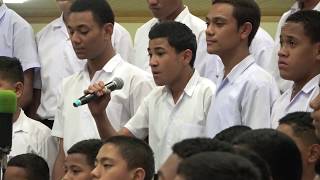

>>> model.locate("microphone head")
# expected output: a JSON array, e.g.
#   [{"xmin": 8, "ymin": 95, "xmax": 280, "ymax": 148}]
[
  {"xmin": 113, "ymin": 77, "xmax": 124, "ymax": 90},
  {"xmin": 0, "ymin": 90, "xmax": 17, "ymax": 113}
]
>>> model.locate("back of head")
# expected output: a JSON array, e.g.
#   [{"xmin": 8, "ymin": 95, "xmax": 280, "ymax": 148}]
[
  {"xmin": 148, "ymin": 21, "xmax": 197, "ymax": 67},
  {"xmin": 285, "ymin": 10, "xmax": 320, "ymax": 43},
  {"xmin": 214, "ymin": 125, "xmax": 252, "ymax": 143},
  {"xmin": 172, "ymin": 137, "xmax": 234, "ymax": 159},
  {"xmin": 0, "ymin": 56, "xmax": 24, "ymax": 84},
  {"xmin": 177, "ymin": 151, "xmax": 261, "ymax": 180},
  {"xmin": 7, "ymin": 153, "xmax": 49, "ymax": 180},
  {"xmin": 212, "ymin": 0, "xmax": 261, "ymax": 46},
  {"xmin": 69, "ymin": 0, "xmax": 114, "ymax": 26},
  {"xmin": 279, "ymin": 112, "xmax": 320, "ymax": 145},
  {"xmin": 104, "ymin": 136, "xmax": 155, "ymax": 180},
  {"xmin": 67, "ymin": 139, "xmax": 103, "ymax": 167},
  {"xmin": 233, "ymin": 129, "xmax": 302, "ymax": 180}
]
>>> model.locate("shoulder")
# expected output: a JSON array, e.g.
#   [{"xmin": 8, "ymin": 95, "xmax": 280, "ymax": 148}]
[
  {"xmin": 25, "ymin": 118, "xmax": 52, "ymax": 139},
  {"xmin": 135, "ymin": 18, "xmax": 157, "ymax": 34},
  {"xmin": 36, "ymin": 18, "xmax": 60, "ymax": 40}
]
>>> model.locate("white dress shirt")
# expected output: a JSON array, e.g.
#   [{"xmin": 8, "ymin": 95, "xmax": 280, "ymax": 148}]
[
  {"xmin": 0, "ymin": 4, "xmax": 39, "ymax": 71},
  {"xmin": 267, "ymin": 2, "xmax": 320, "ymax": 92},
  {"xmin": 132, "ymin": 6, "xmax": 206, "ymax": 72},
  {"xmin": 51, "ymin": 54, "xmax": 154, "ymax": 153},
  {"xmin": 10, "ymin": 109, "xmax": 58, "ymax": 174},
  {"xmin": 271, "ymin": 74, "xmax": 320, "ymax": 128},
  {"xmin": 36, "ymin": 15, "xmax": 134, "ymax": 120},
  {"xmin": 206, "ymin": 55, "xmax": 280, "ymax": 138},
  {"xmin": 194, "ymin": 27, "xmax": 274, "ymax": 83},
  {"xmin": 125, "ymin": 71, "xmax": 216, "ymax": 169}
]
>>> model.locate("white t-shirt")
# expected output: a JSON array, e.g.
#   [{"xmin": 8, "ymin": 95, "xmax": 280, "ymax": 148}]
[
  {"xmin": 267, "ymin": 2, "xmax": 320, "ymax": 92},
  {"xmin": 0, "ymin": 4, "xmax": 39, "ymax": 71},
  {"xmin": 194, "ymin": 27, "xmax": 274, "ymax": 83},
  {"xmin": 36, "ymin": 15, "xmax": 134, "ymax": 120},
  {"xmin": 206, "ymin": 55, "xmax": 280, "ymax": 138},
  {"xmin": 51, "ymin": 54, "xmax": 154, "ymax": 153},
  {"xmin": 10, "ymin": 109, "xmax": 58, "ymax": 174},
  {"xmin": 125, "ymin": 71, "xmax": 216, "ymax": 169},
  {"xmin": 271, "ymin": 74, "xmax": 320, "ymax": 128},
  {"xmin": 132, "ymin": 6, "xmax": 206, "ymax": 72}
]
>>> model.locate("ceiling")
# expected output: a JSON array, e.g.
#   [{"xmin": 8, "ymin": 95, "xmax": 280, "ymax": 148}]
[{"xmin": 5, "ymin": 0, "xmax": 296, "ymax": 23}]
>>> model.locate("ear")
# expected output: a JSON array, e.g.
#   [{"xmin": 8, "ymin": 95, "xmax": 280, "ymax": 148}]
[
  {"xmin": 239, "ymin": 22, "xmax": 252, "ymax": 42},
  {"xmin": 130, "ymin": 168, "xmax": 146, "ymax": 180},
  {"xmin": 180, "ymin": 49, "xmax": 193, "ymax": 66},
  {"xmin": 103, "ymin": 23, "xmax": 114, "ymax": 39},
  {"xmin": 307, "ymin": 144, "xmax": 320, "ymax": 164},
  {"xmin": 14, "ymin": 82, "xmax": 24, "ymax": 99}
]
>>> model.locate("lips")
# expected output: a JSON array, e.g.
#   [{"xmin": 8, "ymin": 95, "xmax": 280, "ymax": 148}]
[
  {"xmin": 206, "ymin": 39, "xmax": 217, "ymax": 46},
  {"xmin": 278, "ymin": 59, "xmax": 288, "ymax": 69}
]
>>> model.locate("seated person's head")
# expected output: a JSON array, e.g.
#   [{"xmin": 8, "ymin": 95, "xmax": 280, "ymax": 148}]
[
  {"xmin": 148, "ymin": 21, "xmax": 197, "ymax": 86},
  {"xmin": 277, "ymin": 112, "xmax": 320, "ymax": 180},
  {"xmin": 4, "ymin": 153, "xmax": 49, "ymax": 180},
  {"xmin": 158, "ymin": 138, "xmax": 234, "ymax": 180},
  {"xmin": 91, "ymin": 136, "xmax": 155, "ymax": 180},
  {"xmin": 175, "ymin": 151, "xmax": 261, "ymax": 180},
  {"xmin": 63, "ymin": 139, "xmax": 102, "ymax": 180},
  {"xmin": 233, "ymin": 128, "xmax": 302, "ymax": 180},
  {"xmin": 278, "ymin": 10, "xmax": 320, "ymax": 81},
  {"xmin": 0, "ymin": 56, "xmax": 24, "ymax": 97},
  {"xmin": 214, "ymin": 125, "xmax": 252, "ymax": 142}
]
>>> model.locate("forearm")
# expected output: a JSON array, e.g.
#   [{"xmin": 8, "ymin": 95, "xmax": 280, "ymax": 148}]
[
  {"xmin": 93, "ymin": 111, "xmax": 118, "ymax": 140},
  {"xmin": 52, "ymin": 139, "xmax": 65, "ymax": 180}
]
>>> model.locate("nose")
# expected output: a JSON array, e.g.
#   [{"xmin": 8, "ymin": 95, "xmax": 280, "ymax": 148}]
[
  {"xmin": 149, "ymin": 55, "xmax": 158, "ymax": 67},
  {"xmin": 277, "ymin": 44, "xmax": 288, "ymax": 58},
  {"xmin": 70, "ymin": 32, "xmax": 81, "ymax": 44},
  {"xmin": 91, "ymin": 165, "xmax": 100, "ymax": 179},
  {"xmin": 205, "ymin": 24, "xmax": 215, "ymax": 37}
]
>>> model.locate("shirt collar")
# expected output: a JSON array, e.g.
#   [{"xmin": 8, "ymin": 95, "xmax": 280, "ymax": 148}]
[
  {"xmin": 102, "ymin": 54, "xmax": 123, "ymax": 73},
  {"xmin": 225, "ymin": 55, "xmax": 255, "ymax": 84},
  {"xmin": 154, "ymin": 6, "xmax": 189, "ymax": 23},
  {"xmin": 0, "ymin": 3, "xmax": 8, "ymax": 20},
  {"xmin": 13, "ymin": 109, "xmax": 29, "ymax": 133},
  {"xmin": 164, "ymin": 70, "xmax": 200, "ymax": 97},
  {"xmin": 300, "ymin": 74, "xmax": 320, "ymax": 94},
  {"xmin": 290, "ymin": 1, "xmax": 320, "ymax": 13},
  {"xmin": 52, "ymin": 14, "xmax": 65, "ymax": 28}
]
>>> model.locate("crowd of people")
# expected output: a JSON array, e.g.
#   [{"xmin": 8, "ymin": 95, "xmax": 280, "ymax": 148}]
[{"xmin": 1, "ymin": 0, "xmax": 320, "ymax": 179}]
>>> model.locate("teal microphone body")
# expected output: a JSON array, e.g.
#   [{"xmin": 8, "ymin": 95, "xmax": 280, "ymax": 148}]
[{"xmin": 0, "ymin": 90, "xmax": 17, "ymax": 154}]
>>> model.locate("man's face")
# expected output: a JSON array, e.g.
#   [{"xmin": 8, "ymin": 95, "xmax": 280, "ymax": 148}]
[
  {"xmin": 91, "ymin": 144, "xmax": 132, "ymax": 180},
  {"xmin": 157, "ymin": 153, "xmax": 182, "ymax": 180},
  {"xmin": 56, "ymin": 0, "xmax": 73, "ymax": 14},
  {"xmin": 277, "ymin": 124, "xmax": 309, "ymax": 169},
  {"xmin": 67, "ymin": 11, "xmax": 111, "ymax": 60},
  {"xmin": 4, "ymin": 166, "xmax": 28, "ymax": 180},
  {"xmin": 205, "ymin": 3, "xmax": 242, "ymax": 57},
  {"xmin": 278, "ymin": 22, "xmax": 318, "ymax": 81},
  {"xmin": 146, "ymin": 0, "xmax": 181, "ymax": 20},
  {"xmin": 148, "ymin": 37, "xmax": 187, "ymax": 87},
  {"xmin": 311, "ymin": 94, "xmax": 320, "ymax": 138},
  {"xmin": 63, "ymin": 153, "xmax": 93, "ymax": 180}
]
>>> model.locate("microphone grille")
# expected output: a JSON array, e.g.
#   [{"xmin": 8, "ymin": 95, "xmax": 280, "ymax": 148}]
[
  {"xmin": 0, "ymin": 90, "xmax": 17, "ymax": 113},
  {"xmin": 113, "ymin": 77, "xmax": 124, "ymax": 89}
]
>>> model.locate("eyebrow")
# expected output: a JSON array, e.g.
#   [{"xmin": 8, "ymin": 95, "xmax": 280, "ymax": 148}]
[{"xmin": 95, "ymin": 157, "xmax": 114, "ymax": 163}]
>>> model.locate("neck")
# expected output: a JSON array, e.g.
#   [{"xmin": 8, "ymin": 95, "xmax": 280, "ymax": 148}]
[
  {"xmin": 291, "ymin": 72, "xmax": 320, "ymax": 99},
  {"xmin": 62, "ymin": 12, "xmax": 70, "ymax": 23},
  {"xmin": 87, "ymin": 47, "xmax": 116, "ymax": 79},
  {"xmin": 170, "ymin": 67, "xmax": 194, "ymax": 103},
  {"xmin": 220, "ymin": 45, "xmax": 249, "ymax": 78},
  {"xmin": 302, "ymin": 165, "xmax": 316, "ymax": 180},
  {"xmin": 300, "ymin": 0, "xmax": 319, "ymax": 10},
  {"xmin": 12, "ymin": 107, "xmax": 21, "ymax": 123},
  {"xmin": 159, "ymin": 5, "xmax": 184, "ymax": 22}
]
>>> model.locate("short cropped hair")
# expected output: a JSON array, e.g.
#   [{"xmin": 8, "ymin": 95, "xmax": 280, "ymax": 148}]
[
  {"xmin": 285, "ymin": 10, "xmax": 320, "ymax": 43},
  {"xmin": 233, "ymin": 129, "xmax": 302, "ymax": 180},
  {"xmin": 103, "ymin": 136, "xmax": 155, "ymax": 180},
  {"xmin": 212, "ymin": 0, "xmax": 261, "ymax": 46},
  {"xmin": 177, "ymin": 151, "xmax": 261, "ymax": 180},
  {"xmin": 7, "ymin": 153, "xmax": 49, "ymax": 180},
  {"xmin": 148, "ymin": 21, "xmax": 197, "ymax": 67},
  {"xmin": 172, "ymin": 138, "xmax": 234, "ymax": 159},
  {"xmin": 0, "ymin": 56, "xmax": 24, "ymax": 84},
  {"xmin": 279, "ymin": 111, "xmax": 320, "ymax": 145},
  {"xmin": 70, "ymin": 0, "xmax": 114, "ymax": 26},
  {"xmin": 67, "ymin": 139, "xmax": 103, "ymax": 167},
  {"xmin": 214, "ymin": 125, "xmax": 252, "ymax": 142}
]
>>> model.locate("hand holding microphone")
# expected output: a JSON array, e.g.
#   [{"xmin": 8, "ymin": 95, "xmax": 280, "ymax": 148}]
[{"xmin": 73, "ymin": 77, "xmax": 124, "ymax": 107}]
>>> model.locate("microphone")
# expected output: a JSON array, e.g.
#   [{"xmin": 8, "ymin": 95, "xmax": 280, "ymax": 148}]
[
  {"xmin": 0, "ymin": 90, "xmax": 16, "ymax": 154},
  {"xmin": 73, "ymin": 77, "xmax": 124, "ymax": 107}
]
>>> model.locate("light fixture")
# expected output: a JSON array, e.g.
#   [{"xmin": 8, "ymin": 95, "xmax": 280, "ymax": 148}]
[{"xmin": 3, "ymin": 0, "xmax": 28, "ymax": 3}]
